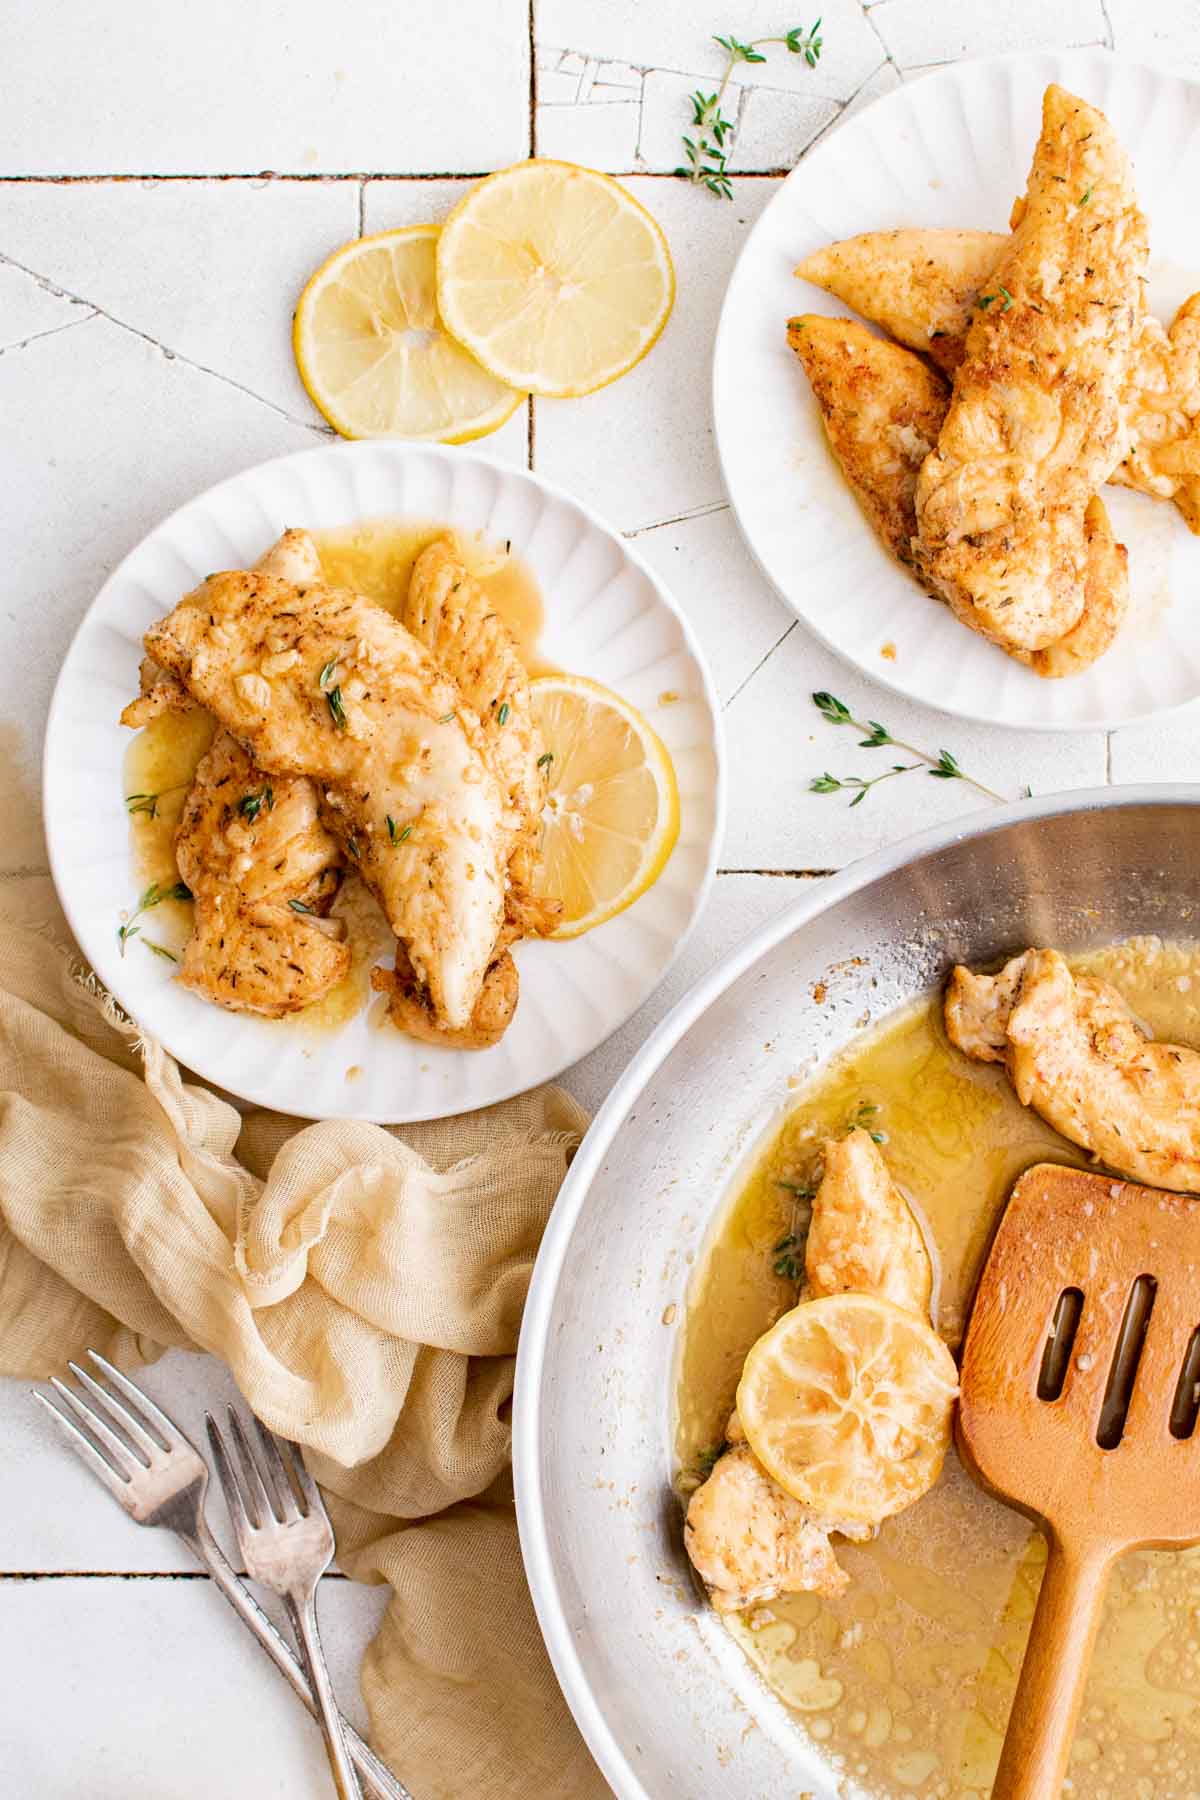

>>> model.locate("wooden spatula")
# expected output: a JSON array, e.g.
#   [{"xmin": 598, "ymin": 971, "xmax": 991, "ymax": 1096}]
[{"xmin": 957, "ymin": 1162, "xmax": 1200, "ymax": 1800}]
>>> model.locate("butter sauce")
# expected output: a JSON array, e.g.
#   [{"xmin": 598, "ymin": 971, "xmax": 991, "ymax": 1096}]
[{"xmin": 677, "ymin": 938, "xmax": 1200, "ymax": 1799}]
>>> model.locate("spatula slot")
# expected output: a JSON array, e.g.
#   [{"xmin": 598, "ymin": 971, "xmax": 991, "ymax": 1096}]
[
  {"xmin": 1169, "ymin": 1327, "xmax": 1200, "ymax": 1441},
  {"xmin": 1097, "ymin": 1274, "xmax": 1158, "ymax": 1450},
  {"xmin": 1037, "ymin": 1287, "xmax": 1084, "ymax": 1401}
]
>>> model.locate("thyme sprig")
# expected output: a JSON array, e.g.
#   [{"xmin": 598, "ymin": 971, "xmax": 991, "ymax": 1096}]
[
  {"xmin": 117, "ymin": 879, "xmax": 191, "ymax": 956},
  {"xmin": 809, "ymin": 691, "xmax": 1008, "ymax": 807},
  {"xmin": 846, "ymin": 1100, "xmax": 885, "ymax": 1144},
  {"xmin": 675, "ymin": 23, "xmax": 824, "ymax": 199},
  {"xmin": 125, "ymin": 782, "xmax": 190, "ymax": 819}
]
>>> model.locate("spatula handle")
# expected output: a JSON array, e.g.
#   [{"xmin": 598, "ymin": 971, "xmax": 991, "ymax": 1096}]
[{"xmin": 991, "ymin": 1537, "xmax": 1114, "ymax": 1800}]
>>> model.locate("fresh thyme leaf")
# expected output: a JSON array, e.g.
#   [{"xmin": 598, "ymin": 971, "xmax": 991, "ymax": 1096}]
[
  {"xmin": 998, "ymin": 285, "xmax": 1014, "ymax": 311},
  {"xmin": 142, "ymin": 938, "xmax": 178, "ymax": 964},
  {"xmin": 1079, "ymin": 186, "xmax": 1093, "ymax": 205},
  {"xmin": 812, "ymin": 690, "xmax": 852, "ymax": 725},
  {"xmin": 930, "ymin": 750, "xmax": 962, "ymax": 781},
  {"xmin": 537, "ymin": 751, "xmax": 554, "ymax": 769},
  {"xmin": 776, "ymin": 1179, "xmax": 816, "ymax": 1198},
  {"xmin": 319, "ymin": 658, "xmax": 338, "ymax": 691},
  {"xmin": 773, "ymin": 1246, "xmax": 803, "ymax": 1280},
  {"xmin": 238, "ymin": 785, "xmax": 274, "ymax": 823},
  {"xmin": 808, "ymin": 693, "xmax": 1010, "ymax": 806},
  {"xmin": 117, "ymin": 879, "xmax": 190, "ymax": 955},
  {"xmin": 386, "ymin": 814, "xmax": 398, "ymax": 844},
  {"xmin": 697, "ymin": 1439, "xmax": 729, "ymax": 1475},
  {"xmin": 289, "ymin": 898, "xmax": 316, "ymax": 915},
  {"xmin": 497, "ymin": 700, "xmax": 510, "ymax": 726},
  {"xmin": 326, "ymin": 685, "xmax": 347, "ymax": 731},
  {"xmin": 846, "ymin": 1100, "xmax": 885, "ymax": 1144},
  {"xmin": 386, "ymin": 815, "xmax": 414, "ymax": 846},
  {"xmin": 978, "ymin": 292, "xmax": 997, "ymax": 308},
  {"xmin": 125, "ymin": 792, "xmax": 159, "ymax": 818},
  {"xmin": 678, "ymin": 26, "xmax": 825, "ymax": 198},
  {"xmin": 438, "ymin": 711, "xmax": 455, "ymax": 724},
  {"xmin": 398, "ymin": 824, "xmax": 413, "ymax": 842}
]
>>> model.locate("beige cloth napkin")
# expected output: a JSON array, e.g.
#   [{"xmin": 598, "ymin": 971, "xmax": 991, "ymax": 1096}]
[{"xmin": 0, "ymin": 917, "xmax": 609, "ymax": 1800}]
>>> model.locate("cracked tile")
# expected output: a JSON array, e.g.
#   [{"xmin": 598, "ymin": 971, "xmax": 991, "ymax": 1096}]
[
  {"xmin": 360, "ymin": 179, "xmax": 530, "ymax": 468},
  {"xmin": 722, "ymin": 622, "xmax": 1108, "ymax": 868},
  {"xmin": 0, "ymin": 180, "xmax": 359, "ymax": 421},
  {"xmin": 2, "ymin": 317, "xmax": 315, "ymax": 801},
  {"xmin": 0, "ymin": 261, "xmax": 94, "ymax": 352},
  {"xmin": 625, "ymin": 506, "xmax": 792, "ymax": 708},
  {"xmin": 538, "ymin": 98, "xmax": 642, "ymax": 169},
  {"xmin": 537, "ymin": 0, "xmax": 882, "ymax": 109},
  {"xmin": 532, "ymin": 176, "xmax": 778, "ymax": 531},
  {"xmin": 870, "ymin": 0, "xmax": 1107, "ymax": 67},
  {"xmin": 2, "ymin": 0, "xmax": 529, "ymax": 174}
]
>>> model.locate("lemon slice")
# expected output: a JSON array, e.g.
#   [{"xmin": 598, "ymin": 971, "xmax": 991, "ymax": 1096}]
[
  {"xmin": 737, "ymin": 1293, "xmax": 959, "ymax": 1524},
  {"xmin": 530, "ymin": 673, "xmax": 679, "ymax": 939},
  {"xmin": 436, "ymin": 161, "xmax": 675, "ymax": 398},
  {"xmin": 293, "ymin": 225, "xmax": 523, "ymax": 442}
]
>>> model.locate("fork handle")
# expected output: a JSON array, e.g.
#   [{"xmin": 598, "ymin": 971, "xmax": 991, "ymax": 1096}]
[
  {"xmin": 990, "ymin": 1535, "xmax": 1114, "ymax": 1800},
  {"xmin": 185, "ymin": 1520, "xmax": 411, "ymax": 1800},
  {"xmin": 288, "ymin": 1590, "xmax": 363, "ymax": 1800}
]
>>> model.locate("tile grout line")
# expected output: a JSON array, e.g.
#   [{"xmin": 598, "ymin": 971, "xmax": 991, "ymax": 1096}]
[
  {"xmin": 356, "ymin": 178, "xmax": 366, "ymax": 238},
  {"xmin": 722, "ymin": 619, "xmax": 798, "ymax": 711},
  {"xmin": 0, "ymin": 168, "xmax": 799, "ymax": 186},
  {"xmin": 622, "ymin": 499, "xmax": 729, "ymax": 539},
  {"xmin": 0, "ymin": 310, "xmax": 100, "ymax": 356}
]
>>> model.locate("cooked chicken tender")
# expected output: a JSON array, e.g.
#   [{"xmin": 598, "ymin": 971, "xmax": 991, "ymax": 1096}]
[
  {"xmin": 806, "ymin": 1128, "xmax": 933, "ymax": 1317},
  {"xmin": 684, "ymin": 1129, "xmax": 937, "ymax": 1612},
  {"xmin": 174, "ymin": 731, "xmax": 348, "ymax": 1016},
  {"xmin": 800, "ymin": 230, "xmax": 1200, "ymax": 533},
  {"xmin": 915, "ymin": 86, "xmax": 1147, "ymax": 654},
  {"xmin": 120, "ymin": 659, "xmax": 199, "ymax": 729},
  {"xmin": 142, "ymin": 566, "xmax": 512, "ymax": 1035},
  {"xmin": 684, "ymin": 1439, "xmax": 852, "ymax": 1611},
  {"xmin": 405, "ymin": 535, "xmax": 557, "ymax": 935},
  {"xmin": 788, "ymin": 317, "xmax": 1128, "ymax": 675},
  {"xmin": 787, "ymin": 315, "xmax": 948, "ymax": 572},
  {"xmin": 796, "ymin": 228, "xmax": 1005, "ymax": 376},
  {"xmin": 372, "ymin": 940, "xmax": 519, "ymax": 1050},
  {"xmin": 946, "ymin": 948, "xmax": 1200, "ymax": 1193}
]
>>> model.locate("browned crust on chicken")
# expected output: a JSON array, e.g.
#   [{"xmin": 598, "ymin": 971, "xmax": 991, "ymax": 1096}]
[
  {"xmin": 174, "ymin": 731, "xmax": 349, "ymax": 1017},
  {"xmin": 946, "ymin": 947, "xmax": 1200, "ymax": 1193},
  {"xmin": 915, "ymin": 86, "xmax": 1147, "ymax": 653},
  {"xmin": 370, "ymin": 942, "xmax": 518, "ymax": 1049},
  {"xmin": 684, "ymin": 1443, "xmax": 851, "ymax": 1612},
  {"xmin": 806, "ymin": 1128, "xmax": 933, "ymax": 1317}
]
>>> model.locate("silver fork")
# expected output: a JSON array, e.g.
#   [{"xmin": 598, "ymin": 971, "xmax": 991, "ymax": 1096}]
[
  {"xmin": 34, "ymin": 1353, "xmax": 410, "ymax": 1800},
  {"xmin": 208, "ymin": 1408, "xmax": 362, "ymax": 1800}
]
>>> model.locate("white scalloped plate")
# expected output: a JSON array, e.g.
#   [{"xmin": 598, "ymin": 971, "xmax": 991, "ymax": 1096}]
[
  {"xmin": 43, "ymin": 442, "xmax": 723, "ymax": 1122},
  {"xmin": 714, "ymin": 48, "xmax": 1200, "ymax": 732}
]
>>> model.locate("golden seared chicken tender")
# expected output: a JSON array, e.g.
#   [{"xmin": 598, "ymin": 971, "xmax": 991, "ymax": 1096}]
[
  {"xmin": 404, "ymin": 535, "xmax": 557, "ymax": 934},
  {"xmin": 684, "ymin": 1436, "xmax": 853, "ymax": 1611},
  {"xmin": 946, "ymin": 948, "xmax": 1200, "ymax": 1193},
  {"xmin": 800, "ymin": 230, "xmax": 1200, "ymax": 533},
  {"xmin": 787, "ymin": 315, "xmax": 948, "ymax": 572},
  {"xmin": 175, "ymin": 731, "xmax": 348, "ymax": 1016},
  {"xmin": 143, "ymin": 566, "xmax": 512, "ymax": 1036},
  {"xmin": 806, "ymin": 1128, "xmax": 932, "ymax": 1316},
  {"xmin": 1115, "ymin": 295, "xmax": 1200, "ymax": 530},
  {"xmin": 915, "ymin": 86, "xmax": 1147, "ymax": 655},
  {"xmin": 796, "ymin": 228, "xmax": 1005, "ymax": 376},
  {"xmin": 788, "ymin": 319, "xmax": 1127, "ymax": 675},
  {"xmin": 684, "ymin": 1131, "xmax": 935, "ymax": 1613}
]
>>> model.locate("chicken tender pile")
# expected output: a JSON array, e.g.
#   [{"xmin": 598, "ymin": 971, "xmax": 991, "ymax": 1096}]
[
  {"xmin": 683, "ymin": 1128, "xmax": 945, "ymax": 1614},
  {"xmin": 791, "ymin": 83, "xmax": 1196, "ymax": 679},
  {"xmin": 119, "ymin": 528, "xmax": 554, "ymax": 1044}
]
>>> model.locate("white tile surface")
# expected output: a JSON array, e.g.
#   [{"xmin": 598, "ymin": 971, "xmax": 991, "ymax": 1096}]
[
  {"xmin": 7, "ymin": 6, "xmax": 1200, "ymax": 1793},
  {"xmin": 0, "ymin": 1574, "xmax": 388, "ymax": 1796},
  {"xmin": 533, "ymin": 177, "xmax": 779, "ymax": 531},
  {"xmin": 0, "ymin": 180, "xmax": 358, "ymax": 418},
  {"xmin": 0, "ymin": 0, "xmax": 530, "ymax": 175}
]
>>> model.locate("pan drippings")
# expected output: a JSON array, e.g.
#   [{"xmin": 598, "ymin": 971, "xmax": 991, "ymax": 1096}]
[{"xmin": 676, "ymin": 937, "xmax": 1200, "ymax": 1800}]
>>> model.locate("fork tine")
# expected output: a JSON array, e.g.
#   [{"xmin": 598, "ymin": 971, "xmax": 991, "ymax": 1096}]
[
  {"xmin": 280, "ymin": 1437, "xmax": 324, "ymax": 1521},
  {"xmin": 206, "ymin": 1412, "xmax": 255, "ymax": 1543},
  {"xmin": 227, "ymin": 1408, "xmax": 276, "ymax": 1527},
  {"xmin": 68, "ymin": 1361, "xmax": 161, "ymax": 1463},
  {"xmin": 48, "ymin": 1375, "xmax": 145, "ymax": 1473},
  {"xmin": 34, "ymin": 1391, "xmax": 132, "ymax": 1504},
  {"xmin": 252, "ymin": 1417, "xmax": 300, "ymax": 1523},
  {"xmin": 86, "ymin": 1351, "xmax": 180, "ymax": 1449}
]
